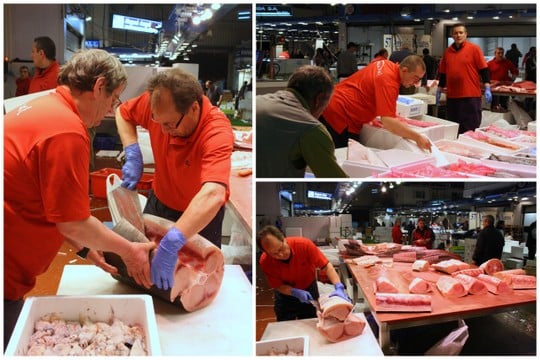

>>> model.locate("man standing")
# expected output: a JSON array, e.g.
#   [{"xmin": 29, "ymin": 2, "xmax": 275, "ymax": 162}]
[
  {"xmin": 412, "ymin": 217, "xmax": 435, "ymax": 249},
  {"xmin": 472, "ymin": 215, "xmax": 504, "ymax": 266},
  {"xmin": 116, "ymin": 68, "xmax": 234, "ymax": 290},
  {"xmin": 337, "ymin": 42, "xmax": 358, "ymax": 80},
  {"xmin": 28, "ymin": 36, "xmax": 60, "ymax": 93},
  {"xmin": 257, "ymin": 225, "xmax": 350, "ymax": 321},
  {"xmin": 320, "ymin": 55, "xmax": 431, "ymax": 151},
  {"xmin": 257, "ymin": 65, "xmax": 347, "ymax": 178},
  {"xmin": 205, "ymin": 80, "xmax": 224, "ymax": 107},
  {"xmin": 505, "ymin": 43, "xmax": 522, "ymax": 69},
  {"xmin": 487, "ymin": 47, "xmax": 519, "ymax": 110},
  {"xmin": 437, "ymin": 23, "xmax": 491, "ymax": 134},
  {"xmin": 15, "ymin": 65, "xmax": 31, "ymax": 96},
  {"xmin": 4, "ymin": 49, "xmax": 154, "ymax": 349}
]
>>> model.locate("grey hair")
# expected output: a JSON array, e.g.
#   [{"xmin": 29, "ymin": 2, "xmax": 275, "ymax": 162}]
[
  {"xmin": 58, "ymin": 49, "xmax": 127, "ymax": 95},
  {"xmin": 147, "ymin": 68, "xmax": 203, "ymax": 113},
  {"xmin": 400, "ymin": 55, "xmax": 426, "ymax": 73}
]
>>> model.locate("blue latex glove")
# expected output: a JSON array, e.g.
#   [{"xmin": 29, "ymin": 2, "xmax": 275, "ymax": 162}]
[
  {"xmin": 484, "ymin": 87, "xmax": 492, "ymax": 103},
  {"xmin": 151, "ymin": 227, "xmax": 187, "ymax": 290},
  {"xmin": 329, "ymin": 282, "xmax": 352, "ymax": 303},
  {"xmin": 435, "ymin": 89, "xmax": 442, "ymax": 106},
  {"xmin": 290, "ymin": 288, "xmax": 314, "ymax": 304},
  {"xmin": 121, "ymin": 143, "xmax": 143, "ymax": 190}
]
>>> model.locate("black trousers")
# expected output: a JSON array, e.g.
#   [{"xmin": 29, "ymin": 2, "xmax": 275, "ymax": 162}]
[
  {"xmin": 446, "ymin": 97, "xmax": 482, "ymax": 134},
  {"xmin": 318, "ymin": 115, "xmax": 360, "ymax": 149},
  {"xmin": 274, "ymin": 281, "xmax": 319, "ymax": 321},
  {"xmin": 143, "ymin": 189, "xmax": 225, "ymax": 248},
  {"xmin": 4, "ymin": 299, "xmax": 25, "ymax": 351}
]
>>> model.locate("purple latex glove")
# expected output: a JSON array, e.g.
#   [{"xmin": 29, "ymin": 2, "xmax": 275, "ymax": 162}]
[
  {"xmin": 291, "ymin": 288, "xmax": 314, "ymax": 304},
  {"xmin": 329, "ymin": 282, "xmax": 352, "ymax": 303},
  {"xmin": 121, "ymin": 143, "xmax": 143, "ymax": 190},
  {"xmin": 151, "ymin": 227, "xmax": 187, "ymax": 290}
]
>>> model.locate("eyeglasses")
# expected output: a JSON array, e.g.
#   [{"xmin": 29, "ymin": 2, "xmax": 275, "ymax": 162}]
[
  {"xmin": 112, "ymin": 94, "xmax": 122, "ymax": 109},
  {"xmin": 151, "ymin": 112, "xmax": 185, "ymax": 129},
  {"xmin": 412, "ymin": 73, "xmax": 423, "ymax": 83}
]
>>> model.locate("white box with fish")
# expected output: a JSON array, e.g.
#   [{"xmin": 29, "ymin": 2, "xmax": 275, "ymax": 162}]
[{"xmin": 5, "ymin": 295, "xmax": 161, "ymax": 356}]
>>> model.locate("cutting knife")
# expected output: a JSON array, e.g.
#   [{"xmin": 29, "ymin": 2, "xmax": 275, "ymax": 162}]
[{"xmin": 310, "ymin": 268, "xmax": 322, "ymax": 311}]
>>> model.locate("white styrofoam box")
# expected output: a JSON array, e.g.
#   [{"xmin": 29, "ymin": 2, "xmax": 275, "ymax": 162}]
[
  {"xmin": 408, "ymin": 93, "xmax": 436, "ymax": 105},
  {"xmin": 475, "ymin": 126, "xmax": 537, "ymax": 151},
  {"xmin": 479, "ymin": 158, "xmax": 537, "ymax": 178},
  {"xmin": 414, "ymin": 115, "xmax": 459, "ymax": 140},
  {"xmin": 527, "ymin": 121, "xmax": 536, "ymax": 132},
  {"xmin": 457, "ymin": 134, "xmax": 525, "ymax": 155},
  {"xmin": 375, "ymin": 157, "xmax": 438, "ymax": 178},
  {"xmin": 341, "ymin": 160, "xmax": 388, "ymax": 178},
  {"xmin": 256, "ymin": 336, "xmax": 309, "ymax": 356},
  {"xmin": 480, "ymin": 110, "xmax": 515, "ymax": 127},
  {"xmin": 376, "ymin": 148, "xmax": 434, "ymax": 168},
  {"xmin": 5, "ymin": 295, "xmax": 161, "ymax": 356},
  {"xmin": 396, "ymin": 95, "xmax": 428, "ymax": 117},
  {"xmin": 359, "ymin": 124, "xmax": 425, "ymax": 154},
  {"xmin": 435, "ymin": 139, "xmax": 492, "ymax": 160}
]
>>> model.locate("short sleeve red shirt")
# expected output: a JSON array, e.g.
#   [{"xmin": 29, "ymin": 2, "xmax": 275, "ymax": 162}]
[
  {"xmin": 28, "ymin": 60, "xmax": 60, "ymax": 94},
  {"xmin": 259, "ymin": 237, "xmax": 329, "ymax": 290},
  {"xmin": 4, "ymin": 86, "xmax": 91, "ymax": 300},
  {"xmin": 119, "ymin": 92, "xmax": 233, "ymax": 211},
  {"xmin": 487, "ymin": 58, "xmax": 519, "ymax": 82},
  {"xmin": 322, "ymin": 60, "xmax": 400, "ymax": 134},
  {"xmin": 438, "ymin": 42, "xmax": 488, "ymax": 98}
]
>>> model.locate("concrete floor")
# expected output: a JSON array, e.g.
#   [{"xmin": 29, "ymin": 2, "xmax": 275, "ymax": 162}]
[{"xmin": 255, "ymin": 259, "xmax": 537, "ymax": 355}]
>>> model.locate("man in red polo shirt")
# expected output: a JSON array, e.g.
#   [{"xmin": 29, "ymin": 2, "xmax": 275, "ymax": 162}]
[
  {"xmin": 116, "ymin": 68, "xmax": 234, "ymax": 290},
  {"xmin": 320, "ymin": 55, "xmax": 431, "ymax": 151},
  {"xmin": 28, "ymin": 36, "xmax": 60, "ymax": 93},
  {"xmin": 257, "ymin": 225, "xmax": 350, "ymax": 321},
  {"xmin": 487, "ymin": 47, "xmax": 519, "ymax": 111},
  {"xmin": 437, "ymin": 23, "xmax": 492, "ymax": 134},
  {"xmin": 4, "ymin": 49, "xmax": 154, "ymax": 350}
]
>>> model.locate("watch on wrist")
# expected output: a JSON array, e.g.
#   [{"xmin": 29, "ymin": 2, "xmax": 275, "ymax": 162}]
[{"xmin": 76, "ymin": 247, "xmax": 90, "ymax": 259}]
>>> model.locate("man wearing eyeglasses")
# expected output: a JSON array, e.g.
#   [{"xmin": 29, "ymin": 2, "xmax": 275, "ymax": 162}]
[
  {"xmin": 115, "ymin": 68, "xmax": 234, "ymax": 291},
  {"xmin": 319, "ymin": 55, "xmax": 432, "ymax": 151},
  {"xmin": 257, "ymin": 225, "xmax": 351, "ymax": 321}
]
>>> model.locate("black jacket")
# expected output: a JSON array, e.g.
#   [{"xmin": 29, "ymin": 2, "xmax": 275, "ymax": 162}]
[{"xmin": 472, "ymin": 225, "xmax": 504, "ymax": 265}]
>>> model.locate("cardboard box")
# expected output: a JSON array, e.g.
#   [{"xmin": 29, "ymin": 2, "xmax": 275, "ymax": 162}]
[
  {"xmin": 90, "ymin": 168, "xmax": 153, "ymax": 198},
  {"xmin": 5, "ymin": 295, "xmax": 161, "ymax": 356},
  {"xmin": 256, "ymin": 336, "xmax": 309, "ymax": 356}
]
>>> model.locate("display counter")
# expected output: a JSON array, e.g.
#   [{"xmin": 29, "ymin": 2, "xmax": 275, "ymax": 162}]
[
  {"xmin": 56, "ymin": 265, "xmax": 253, "ymax": 356},
  {"xmin": 345, "ymin": 260, "xmax": 536, "ymax": 349}
]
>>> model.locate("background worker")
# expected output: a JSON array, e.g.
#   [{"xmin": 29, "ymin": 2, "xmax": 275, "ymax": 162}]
[
  {"xmin": 205, "ymin": 79, "xmax": 224, "ymax": 107},
  {"xmin": 472, "ymin": 215, "xmax": 505, "ymax": 266},
  {"xmin": 320, "ymin": 55, "xmax": 431, "ymax": 151},
  {"xmin": 4, "ymin": 49, "xmax": 155, "ymax": 349},
  {"xmin": 257, "ymin": 225, "xmax": 351, "ymax": 321},
  {"xmin": 411, "ymin": 217, "xmax": 435, "ymax": 249},
  {"xmin": 28, "ymin": 36, "xmax": 60, "ymax": 93},
  {"xmin": 116, "ymin": 68, "xmax": 234, "ymax": 290},
  {"xmin": 256, "ymin": 65, "xmax": 347, "ymax": 178},
  {"xmin": 437, "ymin": 23, "xmax": 491, "ymax": 134},
  {"xmin": 487, "ymin": 47, "xmax": 519, "ymax": 111},
  {"xmin": 15, "ymin": 65, "xmax": 31, "ymax": 96},
  {"xmin": 392, "ymin": 219, "xmax": 403, "ymax": 244},
  {"xmin": 337, "ymin": 42, "xmax": 358, "ymax": 80}
]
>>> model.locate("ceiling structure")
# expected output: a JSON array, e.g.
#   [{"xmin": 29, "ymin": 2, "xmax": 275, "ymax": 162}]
[
  {"xmin": 73, "ymin": 3, "xmax": 251, "ymax": 63},
  {"xmin": 280, "ymin": 182, "xmax": 536, "ymax": 217},
  {"xmin": 256, "ymin": 3, "xmax": 537, "ymax": 45}
]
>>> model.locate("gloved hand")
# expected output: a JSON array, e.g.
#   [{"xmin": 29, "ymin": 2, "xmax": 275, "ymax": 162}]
[
  {"xmin": 484, "ymin": 87, "xmax": 492, "ymax": 104},
  {"xmin": 290, "ymin": 288, "xmax": 314, "ymax": 304},
  {"xmin": 121, "ymin": 143, "xmax": 143, "ymax": 190},
  {"xmin": 151, "ymin": 227, "xmax": 187, "ymax": 290},
  {"xmin": 329, "ymin": 282, "xmax": 352, "ymax": 303},
  {"xmin": 435, "ymin": 89, "xmax": 442, "ymax": 106}
]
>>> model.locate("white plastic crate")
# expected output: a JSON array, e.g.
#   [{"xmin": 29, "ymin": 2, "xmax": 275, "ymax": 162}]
[{"xmin": 396, "ymin": 95, "xmax": 428, "ymax": 117}]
